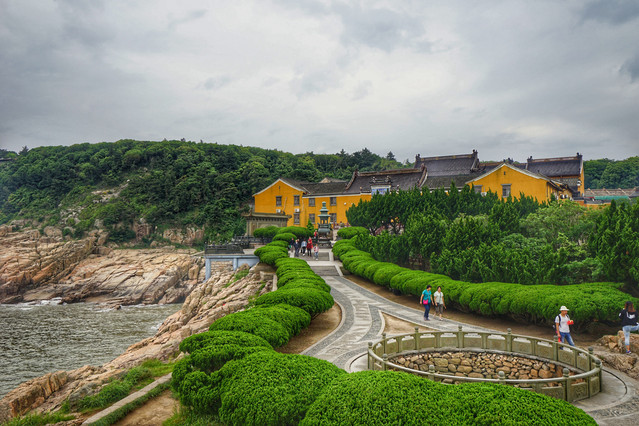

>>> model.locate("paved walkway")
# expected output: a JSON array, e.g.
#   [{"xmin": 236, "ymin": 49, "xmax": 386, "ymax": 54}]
[{"xmin": 302, "ymin": 258, "xmax": 639, "ymax": 426}]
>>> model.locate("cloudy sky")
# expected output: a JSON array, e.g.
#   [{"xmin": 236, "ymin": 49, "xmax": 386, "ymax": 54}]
[{"xmin": 1, "ymin": 0, "xmax": 637, "ymax": 162}]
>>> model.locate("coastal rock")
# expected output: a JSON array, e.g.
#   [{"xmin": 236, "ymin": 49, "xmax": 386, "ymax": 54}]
[
  {"xmin": 0, "ymin": 227, "xmax": 205, "ymax": 305},
  {"xmin": 0, "ymin": 262, "xmax": 275, "ymax": 421}
]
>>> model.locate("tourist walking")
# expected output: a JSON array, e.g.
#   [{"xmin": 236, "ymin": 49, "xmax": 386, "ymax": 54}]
[
  {"xmin": 294, "ymin": 239, "xmax": 300, "ymax": 257},
  {"xmin": 307, "ymin": 238, "xmax": 313, "ymax": 257},
  {"xmin": 313, "ymin": 244, "xmax": 319, "ymax": 260},
  {"xmin": 301, "ymin": 238, "xmax": 307, "ymax": 255},
  {"xmin": 420, "ymin": 285, "xmax": 433, "ymax": 321},
  {"xmin": 555, "ymin": 306, "xmax": 575, "ymax": 347},
  {"xmin": 619, "ymin": 301, "xmax": 638, "ymax": 354},
  {"xmin": 433, "ymin": 286, "xmax": 446, "ymax": 321}
]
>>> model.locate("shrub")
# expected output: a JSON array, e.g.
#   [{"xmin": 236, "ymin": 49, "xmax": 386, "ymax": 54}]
[
  {"xmin": 272, "ymin": 232, "xmax": 297, "ymax": 242},
  {"xmin": 277, "ymin": 226, "xmax": 312, "ymax": 238},
  {"xmin": 179, "ymin": 330, "xmax": 272, "ymax": 354},
  {"xmin": 208, "ymin": 309, "xmax": 291, "ymax": 348},
  {"xmin": 211, "ymin": 352, "xmax": 346, "ymax": 424},
  {"xmin": 337, "ymin": 226, "xmax": 369, "ymax": 239},
  {"xmin": 334, "ymin": 239, "xmax": 639, "ymax": 326},
  {"xmin": 254, "ymin": 243, "xmax": 289, "ymax": 265},
  {"xmin": 253, "ymin": 226, "xmax": 280, "ymax": 238},
  {"xmin": 300, "ymin": 370, "xmax": 595, "ymax": 426},
  {"xmin": 278, "ymin": 279, "xmax": 332, "ymax": 293},
  {"xmin": 254, "ymin": 287, "xmax": 334, "ymax": 317},
  {"xmin": 252, "ymin": 303, "xmax": 312, "ymax": 336}
]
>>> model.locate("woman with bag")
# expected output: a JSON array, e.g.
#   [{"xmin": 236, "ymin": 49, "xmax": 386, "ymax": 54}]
[
  {"xmin": 619, "ymin": 301, "xmax": 638, "ymax": 354},
  {"xmin": 420, "ymin": 285, "xmax": 433, "ymax": 321}
]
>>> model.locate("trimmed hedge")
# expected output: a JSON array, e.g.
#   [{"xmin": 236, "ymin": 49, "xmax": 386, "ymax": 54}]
[
  {"xmin": 211, "ymin": 351, "xmax": 346, "ymax": 425},
  {"xmin": 254, "ymin": 287, "xmax": 334, "ymax": 317},
  {"xmin": 208, "ymin": 309, "xmax": 292, "ymax": 347},
  {"xmin": 337, "ymin": 226, "xmax": 369, "ymax": 239},
  {"xmin": 254, "ymin": 243, "xmax": 288, "ymax": 266},
  {"xmin": 277, "ymin": 226, "xmax": 312, "ymax": 239},
  {"xmin": 253, "ymin": 226, "xmax": 280, "ymax": 238},
  {"xmin": 334, "ymin": 239, "xmax": 639, "ymax": 325},
  {"xmin": 300, "ymin": 370, "xmax": 596, "ymax": 425},
  {"xmin": 179, "ymin": 330, "xmax": 272, "ymax": 354},
  {"xmin": 273, "ymin": 232, "xmax": 297, "ymax": 242}
]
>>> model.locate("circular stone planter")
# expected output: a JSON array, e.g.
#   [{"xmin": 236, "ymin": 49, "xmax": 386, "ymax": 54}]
[{"xmin": 368, "ymin": 326, "xmax": 602, "ymax": 402}]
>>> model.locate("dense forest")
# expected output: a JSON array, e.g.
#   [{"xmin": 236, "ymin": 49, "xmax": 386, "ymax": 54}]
[
  {"xmin": 346, "ymin": 188, "xmax": 639, "ymax": 289},
  {"xmin": 584, "ymin": 157, "xmax": 639, "ymax": 189},
  {"xmin": 0, "ymin": 140, "xmax": 402, "ymax": 241}
]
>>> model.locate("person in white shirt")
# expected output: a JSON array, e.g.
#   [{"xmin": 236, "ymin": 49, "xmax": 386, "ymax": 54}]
[
  {"xmin": 433, "ymin": 286, "xmax": 446, "ymax": 321},
  {"xmin": 555, "ymin": 306, "xmax": 575, "ymax": 347}
]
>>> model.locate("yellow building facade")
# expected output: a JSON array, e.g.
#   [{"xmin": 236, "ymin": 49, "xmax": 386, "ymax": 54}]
[
  {"xmin": 252, "ymin": 178, "xmax": 369, "ymax": 228},
  {"xmin": 466, "ymin": 163, "xmax": 572, "ymax": 202}
]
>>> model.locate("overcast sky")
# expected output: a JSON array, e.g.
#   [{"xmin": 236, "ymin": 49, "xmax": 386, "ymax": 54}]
[{"xmin": 1, "ymin": 0, "xmax": 637, "ymax": 162}]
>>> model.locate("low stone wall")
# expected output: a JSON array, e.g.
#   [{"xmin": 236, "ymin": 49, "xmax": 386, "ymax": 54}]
[{"xmin": 389, "ymin": 351, "xmax": 575, "ymax": 384}]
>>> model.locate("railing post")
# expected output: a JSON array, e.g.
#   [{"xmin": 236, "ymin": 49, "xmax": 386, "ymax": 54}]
[
  {"xmin": 457, "ymin": 325, "xmax": 463, "ymax": 348},
  {"xmin": 506, "ymin": 328, "xmax": 512, "ymax": 353},
  {"xmin": 428, "ymin": 364, "xmax": 435, "ymax": 381},
  {"xmin": 563, "ymin": 368, "xmax": 572, "ymax": 401},
  {"xmin": 382, "ymin": 333, "xmax": 387, "ymax": 355},
  {"xmin": 481, "ymin": 332, "xmax": 487, "ymax": 349},
  {"xmin": 368, "ymin": 342, "xmax": 373, "ymax": 370},
  {"xmin": 588, "ymin": 347, "xmax": 594, "ymax": 371},
  {"xmin": 498, "ymin": 371, "xmax": 506, "ymax": 385},
  {"xmin": 414, "ymin": 327, "xmax": 419, "ymax": 351},
  {"xmin": 596, "ymin": 359, "xmax": 602, "ymax": 390},
  {"xmin": 435, "ymin": 332, "xmax": 441, "ymax": 348},
  {"xmin": 382, "ymin": 354, "xmax": 388, "ymax": 371},
  {"xmin": 553, "ymin": 341, "xmax": 559, "ymax": 361}
]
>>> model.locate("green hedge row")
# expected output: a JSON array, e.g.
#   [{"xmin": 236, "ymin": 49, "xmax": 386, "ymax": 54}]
[
  {"xmin": 336, "ymin": 226, "xmax": 369, "ymax": 239},
  {"xmin": 334, "ymin": 239, "xmax": 639, "ymax": 325},
  {"xmin": 174, "ymin": 241, "xmax": 335, "ymax": 415},
  {"xmin": 277, "ymin": 226, "xmax": 313, "ymax": 238},
  {"xmin": 300, "ymin": 370, "xmax": 595, "ymax": 426},
  {"xmin": 273, "ymin": 232, "xmax": 297, "ymax": 242},
  {"xmin": 252, "ymin": 225, "xmax": 280, "ymax": 238}
]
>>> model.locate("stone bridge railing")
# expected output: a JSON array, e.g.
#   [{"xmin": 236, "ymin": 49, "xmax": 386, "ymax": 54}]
[{"xmin": 368, "ymin": 326, "xmax": 602, "ymax": 402}]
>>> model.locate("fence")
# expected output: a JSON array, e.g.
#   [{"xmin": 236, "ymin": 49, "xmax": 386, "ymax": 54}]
[{"xmin": 368, "ymin": 326, "xmax": 601, "ymax": 402}]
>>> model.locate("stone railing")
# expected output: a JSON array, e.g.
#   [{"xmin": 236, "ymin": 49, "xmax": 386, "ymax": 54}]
[{"xmin": 367, "ymin": 326, "xmax": 602, "ymax": 402}]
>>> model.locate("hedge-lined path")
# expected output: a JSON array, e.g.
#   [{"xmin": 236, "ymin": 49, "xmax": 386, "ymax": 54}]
[{"xmin": 302, "ymin": 258, "xmax": 639, "ymax": 426}]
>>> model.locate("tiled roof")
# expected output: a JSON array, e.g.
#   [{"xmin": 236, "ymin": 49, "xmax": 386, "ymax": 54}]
[
  {"xmin": 414, "ymin": 150, "xmax": 481, "ymax": 176},
  {"xmin": 584, "ymin": 188, "xmax": 637, "ymax": 197},
  {"xmin": 279, "ymin": 178, "xmax": 347, "ymax": 195},
  {"xmin": 344, "ymin": 167, "xmax": 427, "ymax": 194},
  {"xmin": 526, "ymin": 154, "xmax": 582, "ymax": 177},
  {"xmin": 422, "ymin": 173, "xmax": 482, "ymax": 190}
]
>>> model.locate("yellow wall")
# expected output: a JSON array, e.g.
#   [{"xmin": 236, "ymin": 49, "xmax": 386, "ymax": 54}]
[
  {"xmin": 470, "ymin": 166, "xmax": 571, "ymax": 202},
  {"xmin": 253, "ymin": 179, "xmax": 370, "ymax": 227}
]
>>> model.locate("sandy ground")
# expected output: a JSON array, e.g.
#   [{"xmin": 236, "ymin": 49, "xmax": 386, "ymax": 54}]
[
  {"xmin": 277, "ymin": 304, "xmax": 342, "ymax": 354},
  {"xmin": 112, "ymin": 390, "xmax": 177, "ymax": 426}
]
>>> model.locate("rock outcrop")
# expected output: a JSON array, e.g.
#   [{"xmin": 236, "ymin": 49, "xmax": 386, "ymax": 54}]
[
  {"xmin": 0, "ymin": 225, "xmax": 204, "ymax": 305},
  {"xmin": 596, "ymin": 332, "xmax": 639, "ymax": 379},
  {"xmin": 0, "ymin": 262, "xmax": 274, "ymax": 422}
]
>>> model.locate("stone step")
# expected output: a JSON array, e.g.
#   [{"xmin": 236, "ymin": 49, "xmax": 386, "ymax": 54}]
[{"xmin": 310, "ymin": 265, "xmax": 340, "ymax": 276}]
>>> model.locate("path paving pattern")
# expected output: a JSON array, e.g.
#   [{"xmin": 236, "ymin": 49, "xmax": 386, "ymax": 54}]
[{"xmin": 302, "ymin": 258, "xmax": 639, "ymax": 425}]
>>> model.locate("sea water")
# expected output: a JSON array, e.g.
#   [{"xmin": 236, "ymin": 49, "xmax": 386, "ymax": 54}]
[{"xmin": 0, "ymin": 301, "xmax": 181, "ymax": 398}]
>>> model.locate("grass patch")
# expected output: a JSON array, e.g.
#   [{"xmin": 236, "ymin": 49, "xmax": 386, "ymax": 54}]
[
  {"xmin": 141, "ymin": 358, "xmax": 176, "ymax": 378},
  {"xmin": 79, "ymin": 366, "xmax": 153, "ymax": 411},
  {"xmin": 163, "ymin": 406, "xmax": 224, "ymax": 426},
  {"xmin": 2, "ymin": 411, "xmax": 74, "ymax": 426}
]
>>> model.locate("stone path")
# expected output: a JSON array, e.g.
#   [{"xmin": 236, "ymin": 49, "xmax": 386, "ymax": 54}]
[{"xmin": 303, "ymin": 258, "xmax": 639, "ymax": 426}]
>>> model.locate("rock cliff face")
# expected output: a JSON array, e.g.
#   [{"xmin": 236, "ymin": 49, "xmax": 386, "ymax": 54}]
[
  {"xmin": 0, "ymin": 262, "xmax": 274, "ymax": 422},
  {"xmin": 0, "ymin": 225, "xmax": 204, "ymax": 305}
]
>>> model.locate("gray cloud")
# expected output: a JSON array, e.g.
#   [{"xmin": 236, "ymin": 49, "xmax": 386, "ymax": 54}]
[
  {"xmin": 0, "ymin": 1, "xmax": 637, "ymax": 163},
  {"xmin": 621, "ymin": 54, "xmax": 639, "ymax": 82},
  {"xmin": 581, "ymin": 0, "xmax": 639, "ymax": 25}
]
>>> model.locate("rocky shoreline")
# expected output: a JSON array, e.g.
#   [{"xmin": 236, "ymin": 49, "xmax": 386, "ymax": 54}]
[{"xmin": 0, "ymin": 225, "xmax": 275, "ymax": 423}]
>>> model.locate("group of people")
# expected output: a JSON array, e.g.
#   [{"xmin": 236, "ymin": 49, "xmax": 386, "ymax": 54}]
[
  {"xmin": 290, "ymin": 237, "xmax": 319, "ymax": 260},
  {"xmin": 419, "ymin": 285, "xmax": 639, "ymax": 353}
]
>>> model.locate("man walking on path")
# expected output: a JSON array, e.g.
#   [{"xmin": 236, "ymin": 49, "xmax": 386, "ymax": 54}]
[{"xmin": 555, "ymin": 306, "xmax": 575, "ymax": 347}]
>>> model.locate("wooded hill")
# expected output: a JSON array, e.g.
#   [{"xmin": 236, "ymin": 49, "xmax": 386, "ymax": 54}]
[{"xmin": 0, "ymin": 140, "xmax": 402, "ymax": 241}]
